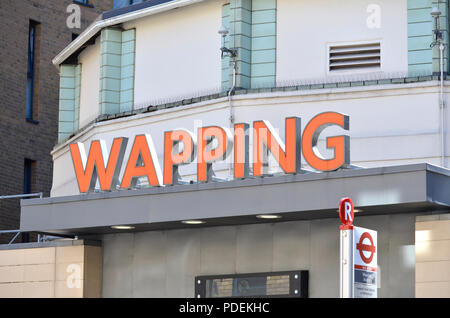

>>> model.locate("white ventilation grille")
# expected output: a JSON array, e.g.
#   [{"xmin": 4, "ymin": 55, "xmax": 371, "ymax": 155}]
[{"xmin": 329, "ymin": 42, "xmax": 381, "ymax": 72}]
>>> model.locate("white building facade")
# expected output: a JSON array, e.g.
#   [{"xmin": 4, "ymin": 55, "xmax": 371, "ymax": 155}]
[{"xmin": 15, "ymin": 0, "xmax": 450, "ymax": 298}]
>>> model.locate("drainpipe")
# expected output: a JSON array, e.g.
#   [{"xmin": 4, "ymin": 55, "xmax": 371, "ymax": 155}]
[
  {"xmin": 228, "ymin": 59, "xmax": 237, "ymax": 178},
  {"xmin": 431, "ymin": 7, "xmax": 446, "ymax": 168},
  {"xmin": 439, "ymin": 42, "xmax": 446, "ymax": 167},
  {"xmin": 228, "ymin": 60, "xmax": 236, "ymax": 124}
]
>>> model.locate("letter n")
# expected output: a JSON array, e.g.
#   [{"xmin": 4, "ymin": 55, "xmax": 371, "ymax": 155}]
[{"xmin": 253, "ymin": 117, "xmax": 301, "ymax": 176}]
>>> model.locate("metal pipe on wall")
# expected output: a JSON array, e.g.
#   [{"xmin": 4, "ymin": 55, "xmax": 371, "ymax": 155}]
[
  {"xmin": 439, "ymin": 43, "xmax": 446, "ymax": 168},
  {"xmin": 228, "ymin": 59, "xmax": 237, "ymax": 179}
]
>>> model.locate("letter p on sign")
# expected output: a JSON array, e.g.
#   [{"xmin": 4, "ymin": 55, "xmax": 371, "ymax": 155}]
[{"xmin": 339, "ymin": 197, "xmax": 354, "ymax": 227}]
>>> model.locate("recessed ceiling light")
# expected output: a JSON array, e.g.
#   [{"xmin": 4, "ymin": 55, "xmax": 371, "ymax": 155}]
[
  {"xmin": 181, "ymin": 220, "xmax": 205, "ymax": 225},
  {"xmin": 336, "ymin": 209, "xmax": 362, "ymax": 213},
  {"xmin": 111, "ymin": 225, "xmax": 135, "ymax": 230},
  {"xmin": 256, "ymin": 214, "xmax": 282, "ymax": 220}
]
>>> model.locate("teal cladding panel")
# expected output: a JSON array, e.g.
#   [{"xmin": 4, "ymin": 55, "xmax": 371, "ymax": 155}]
[
  {"xmin": 252, "ymin": 0, "xmax": 276, "ymax": 11},
  {"xmin": 230, "ymin": 0, "xmax": 252, "ymax": 88},
  {"xmin": 100, "ymin": 28, "xmax": 136, "ymax": 115},
  {"xmin": 120, "ymin": 29, "xmax": 135, "ymax": 112},
  {"xmin": 222, "ymin": 0, "xmax": 277, "ymax": 90},
  {"xmin": 407, "ymin": 0, "xmax": 448, "ymax": 75},
  {"xmin": 58, "ymin": 64, "xmax": 81, "ymax": 142},
  {"xmin": 221, "ymin": 3, "xmax": 231, "ymax": 91},
  {"xmin": 250, "ymin": 0, "xmax": 276, "ymax": 88},
  {"xmin": 74, "ymin": 64, "xmax": 81, "ymax": 131}
]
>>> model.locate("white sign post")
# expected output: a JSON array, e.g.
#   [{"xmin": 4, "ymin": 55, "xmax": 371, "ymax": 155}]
[
  {"xmin": 340, "ymin": 227, "xmax": 354, "ymax": 298},
  {"xmin": 339, "ymin": 198, "xmax": 378, "ymax": 298}
]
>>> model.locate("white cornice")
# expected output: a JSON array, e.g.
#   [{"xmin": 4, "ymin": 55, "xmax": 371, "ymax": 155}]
[{"xmin": 52, "ymin": 0, "xmax": 207, "ymax": 67}]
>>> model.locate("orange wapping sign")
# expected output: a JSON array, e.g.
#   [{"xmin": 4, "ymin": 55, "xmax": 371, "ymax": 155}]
[{"xmin": 69, "ymin": 112, "xmax": 350, "ymax": 193}]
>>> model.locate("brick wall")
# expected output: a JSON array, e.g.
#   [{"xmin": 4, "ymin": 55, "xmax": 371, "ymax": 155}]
[{"xmin": 0, "ymin": 0, "xmax": 113, "ymax": 242}]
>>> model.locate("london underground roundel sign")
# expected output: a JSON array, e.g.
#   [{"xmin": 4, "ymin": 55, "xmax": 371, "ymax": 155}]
[
  {"xmin": 356, "ymin": 232, "xmax": 376, "ymax": 264},
  {"xmin": 339, "ymin": 197, "xmax": 354, "ymax": 226}
]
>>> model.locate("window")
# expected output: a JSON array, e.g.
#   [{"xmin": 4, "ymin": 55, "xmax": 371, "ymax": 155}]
[
  {"xmin": 22, "ymin": 159, "xmax": 36, "ymax": 243},
  {"xmin": 73, "ymin": 0, "xmax": 92, "ymax": 6},
  {"xmin": 23, "ymin": 159, "xmax": 37, "ymax": 196},
  {"xmin": 329, "ymin": 42, "xmax": 381, "ymax": 72},
  {"xmin": 26, "ymin": 20, "xmax": 40, "ymax": 122},
  {"xmin": 195, "ymin": 271, "xmax": 308, "ymax": 298},
  {"xmin": 113, "ymin": 0, "xmax": 145, "ymax": 9}
]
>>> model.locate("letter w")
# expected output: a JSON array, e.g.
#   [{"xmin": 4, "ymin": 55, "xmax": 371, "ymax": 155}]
[{"xmin": 70, "ymin": 137, "xmax": 128, "ymax": 193}]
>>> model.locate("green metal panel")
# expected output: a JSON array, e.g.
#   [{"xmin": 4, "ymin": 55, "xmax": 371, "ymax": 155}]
[
  {"xmin": 59, "ymin": 99, "xmax": 75, "ymax": 111},
  {"xmin": 60, "ymin": 77, "xmax": 76, "ymax": 89},
  {"xmin": 99, "ymin": 28, "xmax": 136, "ymax": 115},
  {"xmin": 60, "ymin": 65, "xmax": 76, "ymax": 77},
  {"xmin": 121, "ymin": 41, "xmax": 135, "ymax": 55},
  {"xmin": 122, "ymin": 29, "xmax": 136, "ymax": 42},
  {"xmin": 101, "ymin": 53, "xmax": 122, "ymax": 67},
  {"xmin": 251, "ymin": 62, "xmax": 276, "ymax": 77},
  {"xmin": 101, "ymin": 78, "xmax": 121, "ymax": 91},
  {"xmin": 120, "ymin": 90, "xmax": 133, "ymax": 104},
  {"xmin": 230, "ymin": 0, "xmax": 253, "ymax": 88},
  {"xmin": 102, "ymin": 90, "xmax": 120, "ymax": 104},
  {"xmin": 252, "ymin": 36, "xmax": 276, "ymax": 50},
  {"xmin": 58, "ymin": 63, "xmax": 80, "ymax": 141},
  {"xmin": 101, "ymin": 41, "xmax": 122, "ymax": 55},
  {"xmin": 59, "ymin": 110, "xmax": 75, "ymax": 122},
  {"xmin": 408, "ymin": 35, "xmax": 433, "ymax": 50},
  {"xmin": 120, "ymin": 29, "xmax": 135, "ymax": 112},
  {"xmin": 74, "ymin": 64, "xmax": 81, "ymax": 132},
  {"xmin": 252, "ymin": 0, "xmax": 276, "ymax": 11},
  {"xmin": 408, "ymin": 0, "xmax": 432, "ymax": 75},
  {"xmin": 252, "ymin": 22, "xmax": 276, "ymax": 37},
  {"xmin": 408, "ymin": 8, "xmax": 432, "ymax": 23},
  {"xmin": 101, "ymin": 28, "xmax": 122, "ymax": 42},
  {"xmin": 121, "ymin": 78, "xmax": 134, "ymax": 91},
  {"xmin": 121, "ymin": 65, "xmax": 135, "ymax": 79},
  {"xmin": 252, "ymin": 10, "xmax": 276, "ymax": 24},
  {"xmin": 102, "ymin": 66, "xmax": 121, "ymax": 79},
  {"xmin": 252, "ymin": 49, "xmax": 276, "ymax": 63},
  {"xmin": 221, "ymin": 3, "xmax": 231, "ymax": 91},
  {"xmin": 58, "ymin": 133, "xmax": 72, "ymax": 141},
  {"xmin": 408, "ymin": 22, "xmax": 432, "ymax": 37},
  {"xmin": 408, "ymin": 0, "xmax": 432, "ymax": 9},
  {"xmin": 222, "ymin": 0, "xmax": 277, "ymax": 90},
  {"xmin": 251, "ymin": 75, "xmax": 275, "ymax": 88},
  {"xmin": 250, "ymin": 0, "xmax": 276, "ymax": 88},
  {"xmin": 407, "ymin": 0, "xmax": 449, "ymax": 76},
  {"xmin": 120, "ymin": 101, "xmax": 133, "ymax": 112},
  {"xmin": 59, "ymin": 122, "xmax": 76, "ymax": 134},
  {"xmin": 121, "ymin": 52, "xmax": 135, "ymax": 67},
  {"xmin": 59, "ymin": 88, "xmax": 75, "ymax": 100},
  {"xmin": 409, "ymin": 49, "xmax": 433, "ymax": 64}
]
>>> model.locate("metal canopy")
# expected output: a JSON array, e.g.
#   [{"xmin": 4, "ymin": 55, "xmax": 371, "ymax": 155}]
[{"xmin": 20, "ymin": 163, "xmax": 450, "ymax": 235}]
